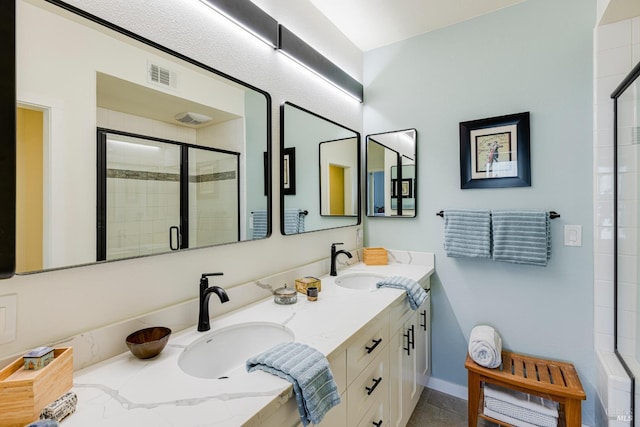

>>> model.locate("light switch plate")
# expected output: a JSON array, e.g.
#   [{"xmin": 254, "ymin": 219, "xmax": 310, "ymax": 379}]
[
  {"xmin": 0, "ymin": 294, "xmax": 17, "ymax": 344},
  {"xmin": 564, "ymin": 225, "xmax": 582, "ymax": 247}
]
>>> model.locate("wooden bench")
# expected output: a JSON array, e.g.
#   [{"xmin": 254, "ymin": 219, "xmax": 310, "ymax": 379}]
[{"xmin": 465, "ymin": 351, "xmax": 586, "ymax": 427}]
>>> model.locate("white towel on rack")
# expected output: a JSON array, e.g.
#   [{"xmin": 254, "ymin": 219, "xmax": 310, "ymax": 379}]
[{"xmin": 468, "ymin": 325, "xmax": 502, "ymax": 368}]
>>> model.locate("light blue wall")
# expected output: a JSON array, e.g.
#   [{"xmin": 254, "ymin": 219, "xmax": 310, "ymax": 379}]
[{"xmin": 363, "ymin": 0, "xmax": 596, "ymax": 422}]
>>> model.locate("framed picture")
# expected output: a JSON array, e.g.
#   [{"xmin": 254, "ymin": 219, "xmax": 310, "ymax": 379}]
[
  {"xmin": 391, "ymin": 178, "xmax": 413, "ymax": 198},
  {"xmin": 459, "ymin": 112, "xmax": 530, "ymax": 189},
  {"xmin": 283, "ymin": 147, "xmax": 296, "ymax": 195}
]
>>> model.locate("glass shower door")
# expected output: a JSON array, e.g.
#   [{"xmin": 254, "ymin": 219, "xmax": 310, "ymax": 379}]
[
  {"xmin": 104, "ymin": 133, "xmax": 181, "ymax": 260},
  {"xmin": 188, "ymin": 147, "xmax": 239, "ymax": 247}
]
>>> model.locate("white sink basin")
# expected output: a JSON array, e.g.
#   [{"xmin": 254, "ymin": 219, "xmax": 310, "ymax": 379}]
[
  {"xmin": 334, "ymin": 272, "xmax": 388, "ymax": 290},
  {"xmin": 178, "ymin": 322, "xmax": 294, "ymax": 379}
]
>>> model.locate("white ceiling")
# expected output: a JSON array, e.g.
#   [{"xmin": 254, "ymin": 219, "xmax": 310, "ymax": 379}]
[{"xmin": 307, "ymin": 0, "xmax": 525, "ymax": 51}]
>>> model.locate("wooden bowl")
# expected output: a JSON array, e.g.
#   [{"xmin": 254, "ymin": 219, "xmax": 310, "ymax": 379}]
[{"xmin": 125, "ymin": 326, "xmax": 171, "ymax": 359}]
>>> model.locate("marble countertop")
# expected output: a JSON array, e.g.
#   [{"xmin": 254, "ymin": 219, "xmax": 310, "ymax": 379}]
[{"xmin": 63, "ymin": 262, "xmax": 434, "ymax": 427}]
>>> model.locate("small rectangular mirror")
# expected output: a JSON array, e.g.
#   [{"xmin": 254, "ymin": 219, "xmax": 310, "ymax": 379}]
[{"xmin": 366, "ymin": 129, "xmax": 417, "ymax": 217}]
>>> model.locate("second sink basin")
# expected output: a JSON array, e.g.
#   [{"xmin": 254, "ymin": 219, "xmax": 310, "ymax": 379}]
[
  {"xmin": 334, "ymin": 272, "xmax": 388, "ymax": 290},
  {"xmin": 178, "ymin": 322, "xmax": 294, "ymax": 379}
]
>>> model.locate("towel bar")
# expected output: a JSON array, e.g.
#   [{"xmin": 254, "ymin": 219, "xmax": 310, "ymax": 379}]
[{"xmin": 436, "ymin": 210, "xmax": 560, "ymax": 219}]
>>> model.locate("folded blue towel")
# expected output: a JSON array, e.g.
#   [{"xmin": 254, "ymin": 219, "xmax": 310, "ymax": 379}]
[
  {"xmin": 376, "ymin": 276, "xmax": 428, "ymax": 310},
  {"xmin": 252, "ymin": 210, "xmax": 268, "ymax": 239},
  {"xmin": 284, "ymin": 209, "xmax": 306, "ymax": 234},
  {"xmin": 491, "ymin": 210, "xmax": 551, "ymax": 266},
  {"xmin": 246, "ymin": 342, "xmax": 341, "ymax": 426},
  {"xmin": 443, "ymin": 210, "xmax": 491, "ymax": 259}
]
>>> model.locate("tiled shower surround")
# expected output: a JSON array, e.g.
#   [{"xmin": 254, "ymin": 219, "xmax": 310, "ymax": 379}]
[{"xmin": 594, "ymin": 16, "xmax": 640, "ymax": 427}]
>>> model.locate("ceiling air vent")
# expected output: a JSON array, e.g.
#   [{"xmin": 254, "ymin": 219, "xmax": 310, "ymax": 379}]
[
  {"xmin": 148, "ymin": 62, "xmax": 177, "ymax": 89},
  {"xmin": 174, "ymin": 112, "xmax": 213, "ymax": 126}
]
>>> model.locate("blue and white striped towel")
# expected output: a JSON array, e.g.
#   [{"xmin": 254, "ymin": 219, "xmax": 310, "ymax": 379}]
[
  {"xmin": 252, "ymin": 210, "xmax": 268, "ymax": 239},
  {"xmin": 246, "ymin": 342, "xmax": 340, "ymax": 426},
  {"xmin": 491, "ymin": 210, "xmax": 551, "ymax": 266},
  {"xmin": 376, "ymin": 276, "xmax": 428, "ymax": 310},
  {"xmin": 284, "ymin": 209, "xmax": 306, "ymax": 234},
  {"xmin": 443, "ymin": 210, "xmax": 491, "ymax": 259}
]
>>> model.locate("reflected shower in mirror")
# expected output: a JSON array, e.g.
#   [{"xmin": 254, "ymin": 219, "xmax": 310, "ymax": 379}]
[
  {"xmin": 281, "ymin": 102, "xmax": 360, "ymax": 235},
  {"xmin": 366, "ymin": 129, "xmax": 417, "ymax": 217},
  {"xmin": 14, "ymin": 0, "xmax": 271, "ymax": 274}
]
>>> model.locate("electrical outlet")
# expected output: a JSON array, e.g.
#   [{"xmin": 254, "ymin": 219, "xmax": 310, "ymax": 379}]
[{"xmin": 0, "ymin": 294, "xmax": 17, "ymax": 344}]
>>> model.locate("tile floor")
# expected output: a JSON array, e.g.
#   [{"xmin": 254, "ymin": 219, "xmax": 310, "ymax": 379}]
[{"xmin": 407, "ymin": 388, "xmax": 499, "ymax": 427}]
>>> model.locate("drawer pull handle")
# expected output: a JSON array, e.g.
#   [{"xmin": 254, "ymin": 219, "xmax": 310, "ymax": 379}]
[
  {"xmin": 410, "ymin": 324, "xmax": 415, "ymax": 350},
  {"xmin": 420, "ymin": 309, "xmax": 427, "ymax": 331},
  {"xmin": 372, "ymin": 420, "xmax": 383, "ymax": 427},
  {"xmin": 365, "ymin": 338, "xmax": 383, "ymax": 354},
  {"xmin": 365, "ymin": 377, "xmax": 382, "ymax": 395},
  {"xmin": 403, "ymin": 330, "xmax": 411, "ymax": 355}
]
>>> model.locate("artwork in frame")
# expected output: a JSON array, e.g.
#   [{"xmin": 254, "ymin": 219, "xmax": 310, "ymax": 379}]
[
  {"xmin": 283, "ymin": 147, "xmax": 296, "ymax": 195},
  {"xmin": 459, "ymin": 112, "xmax": 530, "ymax": 189}
]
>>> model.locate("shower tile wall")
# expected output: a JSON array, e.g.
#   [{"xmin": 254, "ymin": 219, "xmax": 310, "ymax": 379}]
[
  {"xmin": 106, "ymin": 143, "xmax": 181, "ymax": 259},
  {"xmin": 594, "ymin": 16, "xmax": 640, "ymax": 426}
]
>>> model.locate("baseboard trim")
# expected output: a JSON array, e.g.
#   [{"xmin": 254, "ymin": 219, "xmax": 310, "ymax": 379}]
[{"xmin": 425, "ymin": 376, "xmax": 468, "ymax": 401}]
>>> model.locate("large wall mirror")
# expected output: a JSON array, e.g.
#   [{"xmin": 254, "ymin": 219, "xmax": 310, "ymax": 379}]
[
  {"xmin": 12, "ymin": 0, "xmax": 271, "ymax": 275},
  {"xmin": 366, "ymin": 129, "xmax": 417, "ymax": 217},
  {"xmin": 281, "ymin": 102, "xmax": 360, "ymax": 235}
]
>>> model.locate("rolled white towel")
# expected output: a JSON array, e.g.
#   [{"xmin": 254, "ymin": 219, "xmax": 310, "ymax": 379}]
[{"xmin": 469, "ymin": 325, "xmax": 502, "ymax": 368}]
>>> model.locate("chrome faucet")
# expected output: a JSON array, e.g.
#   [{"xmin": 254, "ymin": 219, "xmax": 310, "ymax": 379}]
[
  {"xmin": 198, "ymin": 273, "xmax": 229, "ymax": 332},
  {"xmin": 330, "ymin": 242, "xmax": 352, "ymax": 276}
]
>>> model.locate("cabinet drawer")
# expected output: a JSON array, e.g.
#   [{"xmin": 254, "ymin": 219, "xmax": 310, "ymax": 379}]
[
  {"xmin": 347, "ymin": 347, "xmax": 389, "ymax": 427},
  {"xmin": 347, "ymin": 312, "xmax": 389, "ymax": 385},
  {"xmin": 355, "ymin": 386, "xmax": 389, "ymax": 427}
]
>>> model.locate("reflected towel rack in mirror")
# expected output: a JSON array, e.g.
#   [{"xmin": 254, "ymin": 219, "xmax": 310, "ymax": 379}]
[{"xmin": 436, "ymin": 210, "xmax": 560, "ymax": 219}]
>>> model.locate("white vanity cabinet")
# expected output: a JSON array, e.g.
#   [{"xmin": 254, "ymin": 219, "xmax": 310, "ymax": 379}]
[{"xmin": 389, "ymin": 285, "xmax": 431, "ymax": 427}]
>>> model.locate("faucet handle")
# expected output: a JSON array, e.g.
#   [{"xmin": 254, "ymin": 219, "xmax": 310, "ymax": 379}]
[
  {"xmin": 332, "ymin": 242, "xmax": 344, "ymax": 248},
  {"xmin": 200, "ymin": 272, "xmax": 224, "ymax": 288},
  {"xmin": 201, "ymin": 272, "xmax": 224, "ymax": 279}
]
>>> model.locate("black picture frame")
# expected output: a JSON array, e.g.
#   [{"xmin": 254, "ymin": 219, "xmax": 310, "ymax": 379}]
[
  {"xmin": 459, "ymin": 112, "xmax": 530, "ymax": 189},
  {"xmin": 283, "ymin": 147, "xmax": 296, "ymax": 195},
  {"xmin": 391, "ymin": 178, "xmax": 413, "ymax": 198}
]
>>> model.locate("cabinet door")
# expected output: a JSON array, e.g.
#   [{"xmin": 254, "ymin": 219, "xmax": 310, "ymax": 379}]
[
  {"xmin": 415, "ymin": 301, "xmax": 430, "ymax": 385},
  {"xmin": 389, "ymin": 317, "xmax": 418, "ymax": 427},
  {"xmin": 403, "ymin": 318, "xmax": 419, "ymax": 422}
]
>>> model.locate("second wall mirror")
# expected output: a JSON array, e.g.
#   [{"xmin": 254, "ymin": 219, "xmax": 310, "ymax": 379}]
[
  {"xmin": 281, "ymin": 102, "xmax": 360, "ymax": 235},
  {"xmin": 366, "ymin": 129, "xmax": 417, "ymax": 217}
]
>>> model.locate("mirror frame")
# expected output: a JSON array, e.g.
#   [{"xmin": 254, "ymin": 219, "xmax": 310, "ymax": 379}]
[
  {"xmin": 280, "ymin": 101, "xmax": 361, "ymax": 235},
  {"xmin": 7, "ymin": 0, "xmax": 273, "ymax": 278},
  {"xmin": 0, "ymin": 1, "xmax": 16, "ymax": 278},
  {"xmin": 365, "ymin": 129, "xmax": 417, "ymax": 218}
]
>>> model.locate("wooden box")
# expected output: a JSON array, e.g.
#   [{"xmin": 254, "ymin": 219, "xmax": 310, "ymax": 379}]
[
  {"xmin": 0, "ymin": 347, "xmax": 73, "ymax": 427},
  {"xmin": 295, "ymin": 276, "xmax": 321, "ymax": 294},
  {"xmin": 363, "ymin": 247, "xmax": 388, "ymax": 265}
]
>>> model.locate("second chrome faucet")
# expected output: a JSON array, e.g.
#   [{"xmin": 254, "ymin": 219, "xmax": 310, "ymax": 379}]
[
  {"xmin": 330, "ymin": 242, "xmax": 352, "ymax": 276},
  {"xmin": 198, "ymin": 272, "xmax": 229, "ymax": 332}
]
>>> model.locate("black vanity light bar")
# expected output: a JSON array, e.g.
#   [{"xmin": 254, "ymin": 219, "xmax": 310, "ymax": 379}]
[
  {"xmin": 199, "ymin": 0, "xmax": 364, "ymax": 102},
  {"xmin": 278, "ymin": 25, "xmax": 364, "ymax": 103},
  {"xmin": 200, "ymin": 0, "xmax": 279, "ymax": 48}
]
